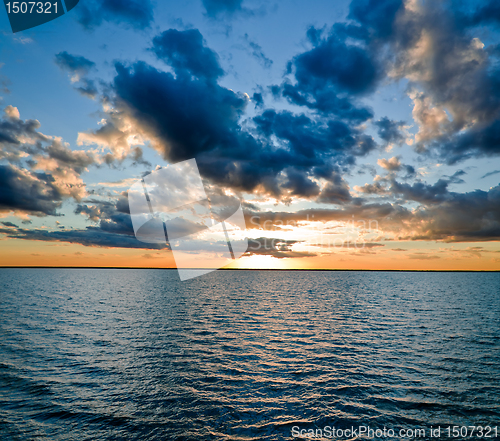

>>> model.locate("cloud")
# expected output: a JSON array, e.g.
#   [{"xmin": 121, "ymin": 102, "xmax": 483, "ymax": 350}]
[
  {"xmin": 408, "ymin": 253, "xmax": 441, "ymax": 260},
  {"xmin": 377, "ymin": 156, "xmax": 402, "ymax": 171},
  {"xmin": 55, "ymin": 52, "xmax": 100, "ymax": 98},
  {"xmin": 1, "ymin": 221, "xmax": 18, "ymax": 228},
  {"xmin": 151, "ymin": 29, "xmax": 225, "ymax": 81},
  {"xmin": 4, "ymin": 105, "xmax": 19, "ymax": 119},
  {"xmin": 75, "ymin": 79, "xmax": 99, "ymax": 99},
  {"xmin": 201, "ymin": 0, "xmax": 244, "ymax": 18},
  {"xmin": 245, "ymin": 181, "xmax": 500, "ymax": 243},
  {"xmin": 76, "ymin": 0, "xmax": 154, "ymax": 30},
  {"xmin": 55, "ymin": 52, "xmax": 96, "ymax": 82},
  {"xmin": 245, "ymin": 237, "xmax": 316, "ymax": 259},
  {"xmin": 354, "ymin": 181, "xmax": 390, "ymax": 196},
  {"xmin": 278, "ymin": 25, "xmax": 378, "ymax": 119},
  {"xmin": 374, "ymin": 117, "xmax": 406, "ymax": 144},
  {"xmin": 282, "ymin": 168, "xmax": 320, "ymax": 198},
  {"xmin": 111, "ymin": 60, "xmax": 247, "ymax": 161},
  {"xmin": 74, "ymin": 25, "xmax": 384, "ymax": 203},
  {"xmin": 243, "ymin": 34, "xmax": 272, "ymax": 68},
  {"xmin": 4, "ymin": 226, "xmax": 168, "ymax": 250},
  {"xmin": 386, "ymin": 2, "xmax": 500, "ymax": 163},
  {"xmin": 297, "ymin": 0, "xmax": 500, "ymax": 164},
  {"xmin": 96, "ymin": 57, "xmax": 370, "ymax": 200},
  {"xmin": 0, "ymin": 107, "xmax": 97, "ymax": 215},
  {"xmin": 481, "ymin": 170, "xmax": 500, "ymax": 180},
  {"xmin": 463, "ymin": 1, "xmax": 500, "ymax": 27},
  {"xmin": 0, "ymin": 106, "xmax": 48, "ymax": 163},
  {"xmin": 405, "ymin": 184, "xmax": 500, "ymax": 243},
  {"xmin": 348, "ymin": 0, "xmax": 403, "ymax": 40},
  {"xmin": 0, "ymin": 164, "xmax": 65, "ymax": 216},
  {"xmin": 389, "ymin": 179, "xmax": 450, "ymax": 204}
]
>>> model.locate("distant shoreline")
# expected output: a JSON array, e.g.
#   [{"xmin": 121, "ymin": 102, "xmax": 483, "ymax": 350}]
[{"xmin": 0, "ymin": 267, "xmax": 498, "ymax": 272}]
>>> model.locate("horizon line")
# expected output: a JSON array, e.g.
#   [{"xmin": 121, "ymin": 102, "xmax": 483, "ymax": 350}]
[{"xmin": 0, "ymin": 266, "xmax": 498, "ymax": 272}]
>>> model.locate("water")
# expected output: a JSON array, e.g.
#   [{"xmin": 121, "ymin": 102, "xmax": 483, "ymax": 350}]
[{"xmin": 0, "ymin": 269, "xmax": 499, "ymax": 440}]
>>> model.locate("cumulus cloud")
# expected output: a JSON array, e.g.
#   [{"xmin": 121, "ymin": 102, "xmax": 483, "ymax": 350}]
[
  {"xmin": 377, "ymin": 156, "xmax": 402, "ymax": 171},
  {"xmin": 0, "ymin": 106, "xmax": 97, "ymax": 215},
  {"xmin": 151, "ymin": 29, "xmax": 224, "ymax": 81},
  {"xmin": 0, "ymin": 164, "xmax": 65, "ymax": 216},
  {"xmin": 278, "ymin": 25, "xmax": 377, "ymax": 120},
  {"xmin": 22, "ymin": 4, "xmax": 500, "ymax": 255},
  {"xmin": 75, "ymin": 26, "xmax": 378, "ymax": 202},
  {"xmin": 383, "ymin": 1, "xmax": 500, "ymax": 162}
]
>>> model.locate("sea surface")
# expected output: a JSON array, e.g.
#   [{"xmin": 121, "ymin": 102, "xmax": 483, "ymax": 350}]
[{"xmin": 0, "ymin": 269, "xmax": 499, "ymax": 440}]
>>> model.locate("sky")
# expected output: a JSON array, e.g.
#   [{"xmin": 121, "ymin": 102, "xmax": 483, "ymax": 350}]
[{"xmin": 0, "ymin": 0, "xmax": 499, "ymax": 270}]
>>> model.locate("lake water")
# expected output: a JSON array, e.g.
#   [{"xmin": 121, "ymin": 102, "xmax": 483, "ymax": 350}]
[{"xmin": 0, "ymin": 269, "xmax": 499, "ymax": 440}]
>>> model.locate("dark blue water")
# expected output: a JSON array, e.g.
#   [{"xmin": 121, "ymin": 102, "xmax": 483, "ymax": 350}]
[{"xmin": 0, "ymin": 269, "xmax": 499, "ymax": 440}]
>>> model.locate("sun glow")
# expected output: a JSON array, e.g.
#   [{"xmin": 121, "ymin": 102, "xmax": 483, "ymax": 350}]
[{"xmin": 230, "ymin": 255, "xmax": 292, "ymax": 269}]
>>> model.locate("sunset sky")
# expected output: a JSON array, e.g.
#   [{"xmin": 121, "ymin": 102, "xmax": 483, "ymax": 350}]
[{"xmin": 0, "ymin": 0, "xmax": 499, "ymax": 270}]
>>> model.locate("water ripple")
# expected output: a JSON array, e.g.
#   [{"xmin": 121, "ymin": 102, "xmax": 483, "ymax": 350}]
[{"xmin": 0, "ymin": 269, "xmax": 499, "ymax": 440}]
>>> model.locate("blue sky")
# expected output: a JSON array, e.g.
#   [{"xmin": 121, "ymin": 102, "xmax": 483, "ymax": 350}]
[{"xmin": 0, "ymin": 0, "xmax": 499, "ymax": 269}]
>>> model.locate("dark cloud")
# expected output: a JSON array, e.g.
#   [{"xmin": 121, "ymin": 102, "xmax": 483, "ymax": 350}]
[
  {"xmin": 317, "ymin": 171, "xmax": 352, "ymax": 204},
  {"xmin": 374, "ymin": 117, "xmax": 405, "ymax": 144},
  {"xmin": 76, "ymin": 0, "xmax": 154, "ymax": 30},
  {"xmin": 435, "ymin": 119, "xmax": 500, "ymax": 164},
  {"xmin": 0, "ymin": 107, "xmax": 96, "ymax": 215},
  {"xmin": 278, "ymin": 24, "xmax": 379, "ymax": 119},
  {"xmin": 4, "ymin": 227, "xmax": 168, "ymax": 250},
  {"xmin": 407, "ymin": 185, "xmax": 500, "ymax": 242},
  {"xmin": 75, "ymin": 79, "xmax": 99, "ymax": 99},
  {"xmin": 55, "ymin": 52, "xmax": 95, "ymax": 77},
  {"xmin": 465, "ymin": 1, "xmax": 500, "ymax": 27},
  {"xmin": 348, "ymin": 0, "xmax": 404, "ymax": 40},
  {"xmin": 202, "ymin": 0, "xmax": 243, "ymax": 18},
  {"xmin": 283, "ymin": 168, "xmax": 320, "ymax": 198},
  {"xmin": 390, "ymin": 179, "xmax": 450, "ymax": 205},
  {"xmin": 151, "ymin": 29, "xmax": 224, "ymax": 81},
  {"xmin": 0, "ymin": 164, "xmax": 64, "ymax": 216},
  {"xmin": 481, "ymin": 170, "xmax": 500, "ymax": 180},
  {"xmin": 112, "ymin": 61, "xmax": 246, "ymax": 161},
  {"xmin": 253, "ymin": 109, "xmax": 373, "ymax": 162},
  {"xmin": 104, "ymin": 53, "xmax": 376, "ymax": 200},
  {"xmin": 252, "ymin": 92, "xmax": 264, "ymax": 108},
  {"xmin": 244, "ymin": 175, "xmax": 500, "ymax": 244},
  {"xmin": 292, "ymin": 26, "xmax": 379, "ymax": 96},
  {"xmin": 1, "ymin": 221, "xmax": 18, "ymax": 228},
  {"xmin": 0, "ymin": 107, "xmax": 48, "ymax": 162},
  {"xmin": 245, "ymin": 203, "xmax": 402, "ymax": 231},
  {"xmin": 55, "ymin": 52, "xmax": 100, "ymax": 98},
  {"xmin": 441, "ymin": 170, "xmax": 466, "ymax": 185},
  {"xmin": 71, "ymin": 198, "xmax": 168, "ymax": 249}
]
